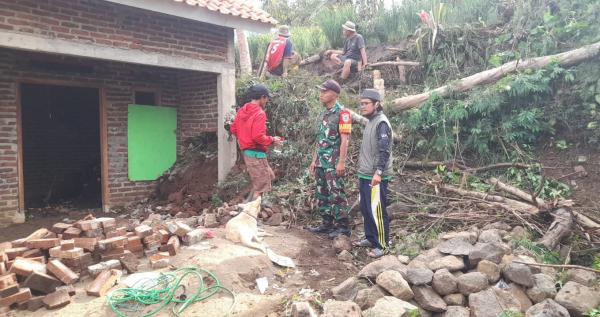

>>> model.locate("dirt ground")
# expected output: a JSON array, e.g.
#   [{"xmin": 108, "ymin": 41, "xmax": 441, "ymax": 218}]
[{"xmin": 9, "ymin": 226, "xmax": 359, "ymax": 317}]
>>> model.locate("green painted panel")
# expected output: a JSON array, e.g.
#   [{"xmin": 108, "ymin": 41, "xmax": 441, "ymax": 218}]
[{"xmin": 128, "ymin": 104, "xmax": 177, "ymax": 181}]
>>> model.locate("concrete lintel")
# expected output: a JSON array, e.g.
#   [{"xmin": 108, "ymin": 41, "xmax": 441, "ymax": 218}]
[
  {"xmin": 217, "ymin": 68, "xmax": 237, "ymax": 182},
  {"xmin": 0, "ymin": 32, "xmax": 235, "ymax": 74},
  {"xmin": 103, "ymin": 0, "xmax": 273, "ymax": 34}
]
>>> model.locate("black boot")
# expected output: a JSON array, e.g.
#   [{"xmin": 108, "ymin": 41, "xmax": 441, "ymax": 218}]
[
  {"xmin": 307, "ymin": 216, "xmax": 335, "ymax": 235},
  {"xmin": 328, "ymin": 218, "xmax": 351, "ymax": 239}
]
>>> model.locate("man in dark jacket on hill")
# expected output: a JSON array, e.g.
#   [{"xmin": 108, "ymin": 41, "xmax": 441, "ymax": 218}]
[{"xmin": 230, "ymin": 84, "xmax": 283, "ymax": 200}]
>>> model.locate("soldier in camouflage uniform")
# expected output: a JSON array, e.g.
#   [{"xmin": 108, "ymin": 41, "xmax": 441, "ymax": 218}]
[{"xmin": 308, "ymin": 80, "xmax": 353, "ymax": 239}]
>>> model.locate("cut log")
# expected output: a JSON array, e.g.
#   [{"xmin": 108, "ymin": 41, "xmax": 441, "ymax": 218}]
[
  {"xmin": 367, "ymin": 60, "xmax": 421, "ymax": 67},
  {"xmin": 488, "ymin": 177, "xmax": 549, "ymax": 210},
  {"xmin": 403, "ymin": 160, "xmax": 468, "ymax": 170},
  {"xmin": 466, "ymin": 162, "xmax": 530, "ymax": 173},
  {"xmin": 572, "ymin": 211, "xmax": 600, "ymax": 229},
  {"xmin": 300, "ymin": 54, "xmax": 322, "ymax": 66},
  {"xmin": 537, "ymin": 208, "xmax": 574, "ymax": 250},
  {"xmin": 439, "ymin": 184, "xmax": 540, "ymax": 215},
  {"xmin": 393, "ymin": 41, "xmax": 600, "ymax": 110}
]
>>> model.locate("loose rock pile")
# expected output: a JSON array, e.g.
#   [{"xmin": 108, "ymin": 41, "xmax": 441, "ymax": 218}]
[
  {"xmin": 297, "ymin": 224, "xmax": 600, "ymax": 317},
  {"xmin": 0, "ymin": 214, "xmax": 213, "ymax": 313}
]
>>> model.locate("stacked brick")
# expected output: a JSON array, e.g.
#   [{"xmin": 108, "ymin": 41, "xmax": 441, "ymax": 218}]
[{"xmin": 0, "ymin": 216, "xmax": 209, "ymax": 312}]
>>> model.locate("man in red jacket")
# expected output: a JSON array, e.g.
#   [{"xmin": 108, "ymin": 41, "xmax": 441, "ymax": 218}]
[{"xmin": 230, "ymin": 84, "xmax": 283, "ymax": 200}]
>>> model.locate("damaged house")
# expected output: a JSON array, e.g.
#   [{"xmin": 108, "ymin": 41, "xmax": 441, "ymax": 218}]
[{"xmin": 0, "ymin": 0, "xmax": 276, "ymax": 225}]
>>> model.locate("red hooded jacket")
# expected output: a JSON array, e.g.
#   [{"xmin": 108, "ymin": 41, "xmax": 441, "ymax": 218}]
[{"xmin": 230, "ymin": 102, "xmax": 274, "ymax": 152}]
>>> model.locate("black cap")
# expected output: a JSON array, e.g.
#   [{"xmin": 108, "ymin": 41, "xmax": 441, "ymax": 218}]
[
  {"xmin": 317, "ymin": 79, "xmax": 341, "ymax": 95},
  {"xmin": 360, "ymin": 89, "xmax": 381, "ymax": 102},
  {"xmin": 248, "ymin": 84, "xmax": 271, "ymax": 100}
]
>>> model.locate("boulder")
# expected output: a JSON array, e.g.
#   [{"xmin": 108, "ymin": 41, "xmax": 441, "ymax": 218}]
[
  {"xmin": 376, "ymin": 270, "xmax": 414, "ymax": 300},
  {"xmin": 362, "ymin": 296, "xmax": 417, "ymax": 317},
  {"xmin": 510, "ymin": 226, "xmax": 529, "ymax": 240},
  {"xmin": 502, "ymin": 262, "xmax": 534, "ymax": 287},
  {"xmin": 432, "ymin": 269, "xmax": 458, "ymax": 296},
  {"xmin": 438, "ymin": 237, "xmax": 473, "ymax": 256},
  {"xmin": 428, "ymin": 256, "xmax": 465, "ymax": 272},
  {"xmin": 434, "ymin": 306, "xmax": 470, "ymax": 317},
  {"xmin": 555, "ymin": 281, "xmax": 600, "ymax": 317},
  {"xmin": 355, "ymin": 286, "xmax": 386, "ymax": 310},
  {"xmin": 513, "ymin": 255, "xmax": 542, "ymax": 274},
  {"xmin": 397, "ymin": 255, "xmax": 410, "ymax": 264},
  {"xmin": 507, "ymin": 283, "xmax": 533, "ymax": 312},
  {"xmin": 468, "ymin": 243, "xmax": 508, "ymax": 266},
  {"xmin": 443, "ymin": 294, "xmax": 466, "ymax": 306},
  {"xmin": 413, "ymin": 286, "xmax": 447, "ymax": 313},
  {"xmin": 406, "ymin": 267, "xmax": 434, "ymax": 285},
  {"xmin": 359, "ymin": 255, "xmax": 407, "ymax": 279},
  {"xmin": 441, "ymin": 231, "xmax": 478, "ymax": 244},
  {"xmin": 321, "ymin": 300, "xmax": 361, "ymax": 317},
  {"xmin": 525, "ymin": 299, "xmax": 570, "ymax": 317},
  {"xmin": 478, "ymin": 229, "xmax": 503, "ymax": 243},
  {"xmin": 331, "ymin": 277, "xmax": 363, "ymax": 301},
  {"xmin": 291, "ymin": 301, "xmax": 317, "ymax": 317},
  {"xmin": 468, "ymin": 288, "xmax": 521, "ymax": 317},
  {"xmin": 457, "ymin": 272, "xmax": 489, "ymax": 295},
  {"xmin": 476, "ymin": 260, "xmax": 500, "ymax": 283},
  {"xmin": 482, "ymin": 222, "xmax": 512, "ymax": 231},
  {"xmin": 337, "ymin": 250, "xmax": 353, "ymax": 261},
  {"xmin": 411, "ymin": 248, "xmax": 445, "ymax": 267},
  {"xmin": 526, "ymin": 274, "xmax": 557, "ymax": 303},
  {"xmin": 265, "ymin": 213, "xmax": 283, "ymax": 226},
  {"xmin": 333, "ymin": 235, "xmax": 352, "ymax": 253},
  {"xmin": 566, "ymin": 268, "xmax": 597, "ymax": 287}
]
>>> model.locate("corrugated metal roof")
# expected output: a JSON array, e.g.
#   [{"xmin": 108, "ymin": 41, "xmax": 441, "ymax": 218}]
[{"xmin": 172, "ymin": 0, "xmax": 278, "ymax": 25}]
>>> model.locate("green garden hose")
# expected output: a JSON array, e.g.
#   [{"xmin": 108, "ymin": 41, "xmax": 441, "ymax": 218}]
[{"xmin": 107, "ymin": 267, "xmax": 236, "ymax": 317}]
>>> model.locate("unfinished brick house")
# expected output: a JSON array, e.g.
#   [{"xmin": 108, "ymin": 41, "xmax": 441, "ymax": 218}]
[{"xmin": 0, "ymin": 0, "xmax": 276, "ymax": 225}]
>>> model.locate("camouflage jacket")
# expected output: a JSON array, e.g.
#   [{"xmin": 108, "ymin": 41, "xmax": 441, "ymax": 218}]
[{"xmin": 315, "ymin": 102, "xmax": 352, "ymax": 169}]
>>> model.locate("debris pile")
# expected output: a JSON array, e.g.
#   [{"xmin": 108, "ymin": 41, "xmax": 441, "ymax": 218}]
[
  {"xmin": 0, "ymin": 214, "xmax": 213, "ymax": 313},
  {"xmin": 308, "ymin": 224, "xmax": 600, "ymax": 317}
]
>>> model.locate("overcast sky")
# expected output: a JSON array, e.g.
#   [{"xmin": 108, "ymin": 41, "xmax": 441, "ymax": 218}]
[{"xmin": 248, "ymin": 0, "xmax": 399, "ymax": 11}]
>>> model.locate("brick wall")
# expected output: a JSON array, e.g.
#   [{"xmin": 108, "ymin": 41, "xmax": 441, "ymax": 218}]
[
  {"xmin": 0, "ymin": 0, "xmax": 229, "ymax": 62},
  {"xmin": 0, "ymin": 48, "xmax": 218, "ymax": 224}
]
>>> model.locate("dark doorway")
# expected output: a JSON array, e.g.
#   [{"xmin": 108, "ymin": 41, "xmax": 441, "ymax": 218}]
[{"xmin": 20, "ymin": 84, "xmax": 101, "ymax": 209}]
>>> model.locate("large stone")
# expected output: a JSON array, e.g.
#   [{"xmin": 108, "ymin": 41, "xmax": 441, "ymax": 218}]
[
  {"xmin": 321, "ymin": 300, "xmax": 361, "ymax": 317},
  {"xmin": 526, "ymin": 274, "xmax": 557, "ymax": 303},
  {"xmin": 476, "ymin": 260, "xmax": 500, "ymax": 283},
  {"xmin": 468, "ymin": 288, "xmax": 521, "ymax": 317},
  {"xmin": 507, "ymin": 283, "xmax": 533, "ymax": 312},
  {"xmin": 406, "ymin": 267, "xmax": 433, "ymax": 285},
  {"xmin": 525, "ymin": 299, "xmax": 570, "ymax": 317},
  {"xmin": 513, "ymin": 255, "xmax": 542, "ymax": 274},
  {"xmin": 441, "ymin": 231, "xmax": 477, "ymax": 244},
  {"xmin": 503, "ymin": 262, "xmax": 534, "ymax": 287},
  {"xmin": 432, "ymin": 269, "xmax": 458, "ymax": 296},
  {"xmin": 376, "ymin": 270, "xmax": 414, "ymax": 300},
  {"xmin": 566, "ymin": 268, "xmax": 597, "ymax": 287},
  {"xmin": 355, "ymin": 286, "xmax": 386, "ymax": 310},
  {"xmin": 428, "ymin": 256, "xmax": 465, "ymax": 272},
  {"xmin": 510, "ymin": 226, "xmax": 529, "ymax": 240},
  {"xmin": 411, "ymin": 248, "xmax": 445, "ymax": 267},
  {"xmin": 478, "ymin": 229, "xmax": 503, "ymax": 243},
  {"xmin": 359, "ymin": 255, "xmax": 407, "ymax": 279},
  {"xmin": 482, "ymin": 222, "xmax": 512, "ymax": 231},
  {"xmin": 413, "ymin": 286, "xmax": 447, "ymax": 313},
  {"xmin": 434, "ymin": 306, "xmax": 470, "ymax": 317},
  {"xmin": 438, "ymin": 237, "xmax": 473, "ymax": 256},
  {"xmin": 468, "ymin": 243, "xmax": 507, "ymax": 266},
  {"xmin": 331, "ymin": 277, "xmax": 362, "ymax": 301},
  {"xmin": 362, "ymin": 296, "xmax": 417, "ymax": 317},
  {"xmin": 555, "ymin": 281, "xmax": 600, "ymax": 317},
  {"xmin": 457, "ymin": 272, "xmax": 488, "ymax": 295},
  {"xmin": 443, "ymin": 294, "xmax": 466, "ymax": 306},
  {"xmin": 291, "ymin": 301, "xmax": 317, "ymax": 317}
]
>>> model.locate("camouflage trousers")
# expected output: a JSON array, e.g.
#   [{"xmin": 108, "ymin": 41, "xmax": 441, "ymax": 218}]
[{"xmin": 315, "ymin": 167, "xmax": 349, "ymax": 221}]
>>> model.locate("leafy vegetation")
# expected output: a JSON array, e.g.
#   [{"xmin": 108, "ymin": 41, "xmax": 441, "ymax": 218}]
[{"xmin": 515, "ymin": 239, "xmax": 562, "ymax": 264}]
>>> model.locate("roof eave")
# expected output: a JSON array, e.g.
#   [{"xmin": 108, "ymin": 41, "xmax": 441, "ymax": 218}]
[{"xmin": 103, "ymin": 0, "xmax": 274, "ymax": 33}]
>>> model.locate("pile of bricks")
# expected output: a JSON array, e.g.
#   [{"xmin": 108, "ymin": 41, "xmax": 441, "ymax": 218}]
[{"xmin": 0, "ymin": 216, "xmax": 209, "ymax": 313}]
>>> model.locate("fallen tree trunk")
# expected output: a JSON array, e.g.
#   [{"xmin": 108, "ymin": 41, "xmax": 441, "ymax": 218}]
[
  {"xmin": 466, "ymin": 162, "xmax": 530, "ymax": 173},
  {"xmin": 403, "ymin": 160, "xmax": 468, "ymax": 170},
  {"xmin": 393, "ymin": 40, "xmax": 600, "ymax": 110},
  {"xmin": 367, "ymin": 61, "xmax": 421, "ymax": 67},
  {"xmin": 488, "ymin": 177, "xmax": 549, "ymax": 210},
  {"xmin": 300, "ymin": 54, "xmax": 322, "ymax": 66},
  {"xmin": 537, "ymin": 208, "xmax": 574, "ymax": 250},
  {"xmin": 439, "ymin": 184, "xmax": 540, "ymax": 215}
]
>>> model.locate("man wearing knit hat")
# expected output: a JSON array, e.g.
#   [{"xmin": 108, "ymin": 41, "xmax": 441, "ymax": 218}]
[
  {"xmin": 324, "ymin": 21, "xmax": 368, "ymax": 81},
  {"xmin": 263, "ymin": 25, "xmax": 295, "ymax": 77},
  {"xmin": 307, "ymin": 80, "xmax": 353, "ymax": 239},
  {"xmin": 353, "ymin": 89, "xmax": 393, "ymax": 258}
]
